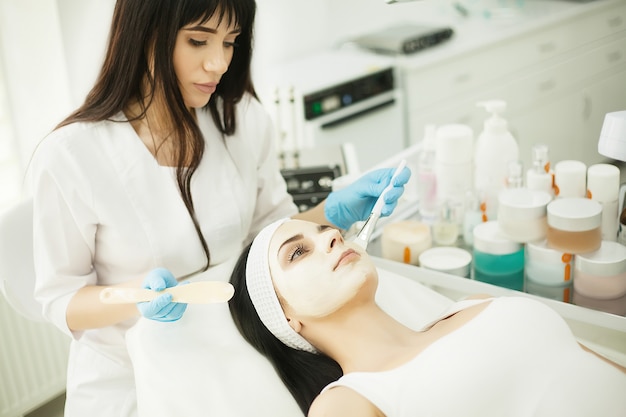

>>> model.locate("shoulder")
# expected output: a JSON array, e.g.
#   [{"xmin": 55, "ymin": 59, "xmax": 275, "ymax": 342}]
[
  {"xmin": 309, "ymin": 386, "xmax": 381, "ymax": 417},
  {"xmin": 35, "ymin": 119, "xmax": 119, "ymax": 156}
]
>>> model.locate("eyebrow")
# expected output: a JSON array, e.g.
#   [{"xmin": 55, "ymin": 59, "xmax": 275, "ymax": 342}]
[
  {"xmin": 277, "ymin": 224, "xmax": 334, "ymax": 254},
  {"xmin": 184, "ymin": 26, "xmax": 241, "ymax": 35}
]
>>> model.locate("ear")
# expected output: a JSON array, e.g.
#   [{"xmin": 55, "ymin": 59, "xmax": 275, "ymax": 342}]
[{"xmin": 286, "ymin": 316, "xmax": 303, "ymax": 333}]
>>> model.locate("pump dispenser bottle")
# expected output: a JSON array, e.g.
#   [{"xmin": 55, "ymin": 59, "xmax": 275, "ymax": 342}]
[{"xmin": 474, "ymin": 100, "xmax": 519, "ymax": 222}]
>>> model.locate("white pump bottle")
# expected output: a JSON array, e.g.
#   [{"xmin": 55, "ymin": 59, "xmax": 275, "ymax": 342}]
[{"xmin": 474, "ymin": 100, "xmax": 519, "ymax": 222}]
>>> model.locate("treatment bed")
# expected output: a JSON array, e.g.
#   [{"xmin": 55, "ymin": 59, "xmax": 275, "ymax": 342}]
[{"xmin": 126, "ymin": 255, "xmax": 626, "ymax": 417}]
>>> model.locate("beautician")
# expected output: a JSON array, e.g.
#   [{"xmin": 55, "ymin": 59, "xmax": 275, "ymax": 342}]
[{"xmin": 28, "ymin": 1, "xmax": 410, "ymax": 416}]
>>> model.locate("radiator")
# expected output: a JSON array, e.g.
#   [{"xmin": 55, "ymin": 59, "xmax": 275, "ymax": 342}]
[{"xmin": 0, "ymin": 296, "xmax": 70, "ymax": 417}]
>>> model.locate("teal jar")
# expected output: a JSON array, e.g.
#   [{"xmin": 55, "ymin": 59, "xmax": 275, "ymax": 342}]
[{"xmin": 472, "ymin": 221, "xmax": 524, "ymax": 291}]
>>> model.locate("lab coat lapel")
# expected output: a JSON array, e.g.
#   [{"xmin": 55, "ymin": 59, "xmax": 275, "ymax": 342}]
[{"xmin": 102, "ymin": 119, "xmax": 207, "ymax": 276}]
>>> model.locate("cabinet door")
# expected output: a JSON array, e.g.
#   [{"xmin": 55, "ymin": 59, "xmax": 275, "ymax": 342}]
[
  {"xmin": 509, "ymin": 92, "xmax": 584, "ymax": 170},
  {"xmin": 581, "ymin": 68, "xmax": 626, "ymax": 165}
]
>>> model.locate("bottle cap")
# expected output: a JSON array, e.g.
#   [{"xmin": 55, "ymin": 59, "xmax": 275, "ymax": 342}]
[
  {"xmin": 498, "ymin": 188, "xmax": 552, "ymax": 220},
  {"xmin": 575, "ymin": 241, "xmax": 626, "ymax": 277},
  {"xmin": 554, "ymin": 160, "xmax": 587, "ymax": 198},
  {"xmin": 547, "ymin": 198, "xmax": 602, "ymax": 232},
  {"xmin": 477, "ymin": 100, "xmax": 508, "ymax": 133},
  {"xmin": 435, "ymin": 124, "xmax": 473, "ymax": 164},
  {"xmin": 473, "ymin": 221, "xmax": 522, "ymax": 255},
  {"xmin": 587, "ymin": 163, "xmax": 620, "ymax": 203},
  {"xmin": 532, "ymin": 144, "xmax": 550, "ymax": 172}
]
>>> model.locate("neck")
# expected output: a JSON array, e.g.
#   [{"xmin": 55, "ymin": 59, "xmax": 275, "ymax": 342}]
[
  {"xmin": 125, "ymin": 100, "xmax": 182, "ymax": 166},
  {"xmin": 303, "ymin": 303, "xmax": 422, "ymax": 373}
]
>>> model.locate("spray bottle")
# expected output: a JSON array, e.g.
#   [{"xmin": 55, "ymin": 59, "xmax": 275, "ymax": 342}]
[
  {"xmin": 474, "ymin": 100, "xmax": 519, "ymax": 222},
  {"xmin": 526, "ymin": 144, "xmax": 555, "ymax": 197}
]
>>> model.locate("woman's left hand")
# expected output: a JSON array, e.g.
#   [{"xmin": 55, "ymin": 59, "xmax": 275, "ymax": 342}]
[
  {"xmin": 137, "ymin": 268, "xmax": 188, "ymax": 322},
  {"xmin": 324, "ymin": 166, "xmax": 411, "ymax": 229}
]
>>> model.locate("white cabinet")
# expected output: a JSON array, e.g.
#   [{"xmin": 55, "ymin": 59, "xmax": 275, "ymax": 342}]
[{"xmin": 400, "ymin": 0, "xmax": 626, "ymax": 171}]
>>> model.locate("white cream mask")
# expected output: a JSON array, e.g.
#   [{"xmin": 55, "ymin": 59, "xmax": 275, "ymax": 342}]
[{"xmin": 268, "ymin": 219, "xmax": 375, "ymax": 319}]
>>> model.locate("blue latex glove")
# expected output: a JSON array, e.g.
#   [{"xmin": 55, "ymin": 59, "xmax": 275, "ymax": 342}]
[
  {"xmin": 324, "ymin": 166, "xmax": 411, "ymax": 229},
  {"xmin": 137, "ymin": 268, "xmax": 187, "ymax": 322}
]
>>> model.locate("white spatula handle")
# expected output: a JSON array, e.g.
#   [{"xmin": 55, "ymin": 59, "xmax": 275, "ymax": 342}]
[{"xmin": 99, "ymin": 281, "xmax": 234, "ymax": 304}]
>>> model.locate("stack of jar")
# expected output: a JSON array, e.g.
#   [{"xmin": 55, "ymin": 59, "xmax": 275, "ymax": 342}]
[
  {"xmin": 408, "ymin": 102, "xmax": 625, "ymax": 315},
  {"xmin": 493, "ymin": 157, "xmax": 626, "ymax": 315}
]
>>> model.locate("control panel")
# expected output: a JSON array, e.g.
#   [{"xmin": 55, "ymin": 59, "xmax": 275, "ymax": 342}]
[{"xmin": 303, "ymin": 68, "xmax": 394, "ymax": 121}]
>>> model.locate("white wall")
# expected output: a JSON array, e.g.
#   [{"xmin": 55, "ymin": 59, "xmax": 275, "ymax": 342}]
[
  {"xmin": 0, "ymin": 0, "xmax": 113, "ymax": 182},
  {"xmin": 252, "ymin": 0, "xmax": 456, "ymax": 100},
  {"xmin": 0, "ymin": 0, "xmax": 454, "ymax": 179},
  {"xmin": 56, "ymin": 0, "xmax": 114, "ymax": 106}
]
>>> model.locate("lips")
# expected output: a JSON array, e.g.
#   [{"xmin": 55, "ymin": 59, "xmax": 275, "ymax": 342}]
[
  {"xmin": 334, "ymin": 249, "xmax": 359, "ymax": 270},
  {"xmin": 194, "ymin": 82, "xmax": 217, "ymax": 94}
]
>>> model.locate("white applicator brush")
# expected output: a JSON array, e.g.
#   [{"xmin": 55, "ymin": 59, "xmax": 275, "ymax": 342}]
[{"xmin": 353, "ymin": 159, "xmax": 407, "ymax": 250}]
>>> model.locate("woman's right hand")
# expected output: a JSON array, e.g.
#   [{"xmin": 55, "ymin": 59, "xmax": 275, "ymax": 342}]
[{"xmin": 137, "ymin": 268, "xmax": 187, "ymax": 322}]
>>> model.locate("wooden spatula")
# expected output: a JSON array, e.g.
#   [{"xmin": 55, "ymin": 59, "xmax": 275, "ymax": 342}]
[{"xmin": 99, "ymin": 281, "xmax": 234, "ymax": 304}]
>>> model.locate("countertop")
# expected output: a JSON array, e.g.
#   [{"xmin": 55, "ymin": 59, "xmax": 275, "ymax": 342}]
[{"xmin": 340, "ymin": 0, "xmax": 625, "ymax": 72}]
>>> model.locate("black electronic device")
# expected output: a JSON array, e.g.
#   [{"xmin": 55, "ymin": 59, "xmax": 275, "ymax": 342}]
[
  {"xmin": 281, "ymin": 165, "xmax": 341, "ymax": 212},
  {"xmin": 303, "ymin": 68, "xmax": 395, "ymax": 121},
  {"xmin": 354, "ymin": 23, "xmax": 454, "ymax": 55}
]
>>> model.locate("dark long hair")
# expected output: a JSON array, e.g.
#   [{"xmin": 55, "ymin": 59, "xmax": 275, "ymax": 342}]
[
  {"xmin": 56, "ymin": 0, "xmax": 257, "ymax": 269},
  {"xmin": 229, "ymin": 243, "xmax": 343, "ymax": 415}
]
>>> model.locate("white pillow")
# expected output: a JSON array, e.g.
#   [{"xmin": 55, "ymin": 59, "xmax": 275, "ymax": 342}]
[{"xmin": 127, "ymin": 265, "xmax": 454, "ymax": 417}]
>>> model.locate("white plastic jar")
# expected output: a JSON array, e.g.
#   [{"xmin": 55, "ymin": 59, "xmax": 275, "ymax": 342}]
[
  {"xmin": 525, "ymin": 240, "xmax": 574, "ymax": 286},
  {"xmin": 574, "ymin": 241, "xmax": 626, "ymax": 300},
  {"xmin": 497, "ymin": 188, "xmax": 552, "ymax": 243},
  {"xmin": 524, "ymin": 240, "xmax": 573, "ymax": 303},
  {"xmin": 546, "ymin": 198, "xmax": 602, "ymax": 254},
  {"xmin": 419, "ymin": 247, "xmax": 472, "ymax": 278},
  {"xmin": 381, "ymin": 220, "xmax": 432, "ymax": 265}
]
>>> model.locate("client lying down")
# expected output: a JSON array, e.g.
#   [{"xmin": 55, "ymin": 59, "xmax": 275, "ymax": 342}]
[{"xmin": 229, "ymin": 218, "xmax": 626, "ymax": 417}]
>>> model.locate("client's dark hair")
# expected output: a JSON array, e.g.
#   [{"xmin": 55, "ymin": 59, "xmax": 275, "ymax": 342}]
[{"xmin": 229, "ymin": 243, "xmax": 343, "ymax": 415}]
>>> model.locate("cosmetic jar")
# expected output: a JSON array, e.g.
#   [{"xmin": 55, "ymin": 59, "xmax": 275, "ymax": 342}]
[
  {"xmin": 524, "ymin": 240, "xmax": 573, "ymax": 303},
  {"xmin": 419, "ymin": 247, "xmax": 472, "ymax": 278},
  {"xmin": 472, "ymin": 221, "xmax": 524, "ymax": 291},
  {"xmin": 554, "ymin": 160, "xmax": 587, "ymax": 198},
  {"xmin": 574, "ymin": 241, "xmax": 626, "ymax": 300},
  {"xmin": 546, "ymin": 198, "xmax": 602, "ymax": 254},
  {"xmin": 497, "ymin": 188, "xmax": 552, "ymax": 243},
  {"xmin": 381, "ymin": 220, "xmax": 432, "ymax": 265}
]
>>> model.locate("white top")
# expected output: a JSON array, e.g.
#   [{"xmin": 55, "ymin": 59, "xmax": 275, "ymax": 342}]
[
  {"xmin": 29, "ymin": 94, "xmax": 297, "ymax": 414},
  {"xmin": 323, "ymin": 296, "xmax": 626, "ymax": 417}
]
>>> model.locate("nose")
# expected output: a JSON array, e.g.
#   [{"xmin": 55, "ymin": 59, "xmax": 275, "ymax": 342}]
[
  {"xmin": 203, "ymin": 46, "xmax": 229, "ymax": 75},
  {"xmin": 323, "ymin": 228, "xmax": 344, "ymax": 253}
]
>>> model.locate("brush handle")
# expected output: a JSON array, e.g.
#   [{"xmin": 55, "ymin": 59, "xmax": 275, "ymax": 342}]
[
  {"xmin": 99, "ymin": 281, "xmax": 234, "ymax": 304},
  {"xmin": 372, "ymin": 159, "xmax": 407, "ymax": 216}
]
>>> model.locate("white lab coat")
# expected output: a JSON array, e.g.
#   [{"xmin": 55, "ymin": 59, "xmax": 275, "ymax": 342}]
[{"xmin": 30, "ymin": 94, "xmax": 298, "ymax": 417}]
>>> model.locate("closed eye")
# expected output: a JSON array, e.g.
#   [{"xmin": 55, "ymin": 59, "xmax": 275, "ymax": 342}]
[
  {"xmin": 287, "ymin": 243, "xmax": 308, "ymax": 263},
  {"xmin": 189, "ymin": 38, "xmax": 206, "ymax": 47}
]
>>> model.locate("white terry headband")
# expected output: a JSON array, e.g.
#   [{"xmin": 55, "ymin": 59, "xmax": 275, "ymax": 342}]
[{"xmin": 246, "ymin": 218, "xmax": 318, "ymax": 354}]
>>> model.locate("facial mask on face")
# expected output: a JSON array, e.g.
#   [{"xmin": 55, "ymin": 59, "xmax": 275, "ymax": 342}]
[
  {"xmin": 269, "ymin": 220, "xmax": 376, "ymax": 319},
  {"xmin": 274, "ymin": 261, "xmax": 370, "ymax": 318}
]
